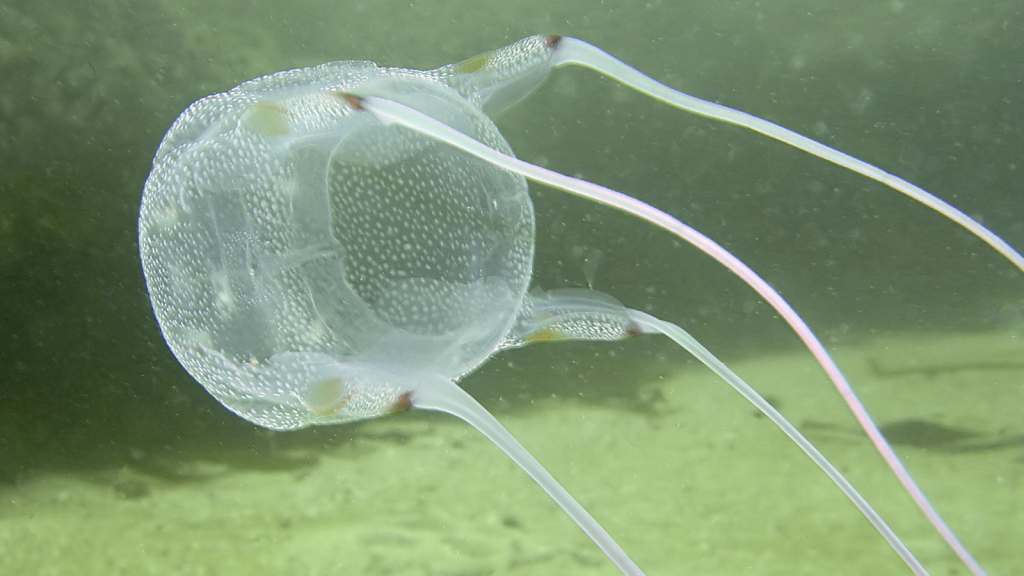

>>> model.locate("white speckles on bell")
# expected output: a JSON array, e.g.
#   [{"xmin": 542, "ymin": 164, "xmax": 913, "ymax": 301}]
[
  {"xmin": 152, "ymin": 205, "xmax": 179, "ymax": 229},
  {"xmin": 139, "ymin": 49, "xmax": 533, "ymax": 431},
  {"xmin": 309, "ymin": 319, "xmax": 329, "ymax": 341},
  {"xmin": 209, "ymin": 269, "xmax": 236, "ymax": 313},
  {"xmin": 185, "ymin": 329, "xmax": 213, "ymax": 352}
]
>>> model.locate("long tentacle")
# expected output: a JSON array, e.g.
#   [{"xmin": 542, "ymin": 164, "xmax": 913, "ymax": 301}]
[{"xmin": 352, "ymin": 94, "xmax": 939, "ymax": 575}]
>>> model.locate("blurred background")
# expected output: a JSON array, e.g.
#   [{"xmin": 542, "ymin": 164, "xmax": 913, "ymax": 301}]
[{"xmin": 0, "ymin": 0, "xmax": 1021, "ymax": 563}]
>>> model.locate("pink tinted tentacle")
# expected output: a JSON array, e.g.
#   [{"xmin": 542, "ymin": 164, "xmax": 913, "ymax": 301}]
[
  {"xmin": 352, "ymin": 94, "xmax": 936, "ymax": 575},
  {"xmin": 546, "ymin": 37, "xmax": 991, "ymax": 576}
]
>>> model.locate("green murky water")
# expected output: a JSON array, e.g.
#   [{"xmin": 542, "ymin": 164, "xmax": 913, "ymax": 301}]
[{"xmin": 1, "ymin": 1, "xmax": 1021, "ymax": 574}]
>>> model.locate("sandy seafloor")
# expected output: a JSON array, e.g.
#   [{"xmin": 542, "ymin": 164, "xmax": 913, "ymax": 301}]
[{"xmin": 2, "ymin": 330, "xmax": 1021, "ymax": 576}]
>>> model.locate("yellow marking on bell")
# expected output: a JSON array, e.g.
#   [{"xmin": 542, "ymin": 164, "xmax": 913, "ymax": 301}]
[
  {"xmin": 523, "ymin": 326, "xmax": 566, "ymax": 343},
  {"xmin": 310, "ymin": 319, "xmax": 328, "ymax": 340},
  {"xmin": 455, "ymin": 52, "xmax": 491, "ymax": 74},
  {"xmin": 241, "ymin": 101, "xmax": 292, "ymax": 137},
  {"xmin": 302, "ymin": 376, "xmax": 354, "ymax": 416}
]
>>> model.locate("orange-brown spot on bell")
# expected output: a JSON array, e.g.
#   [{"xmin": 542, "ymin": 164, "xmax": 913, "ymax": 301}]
[
  {"xmin": 302, "ymin": 376, "xmax": 355, "ymax": 416},
  {"xmin": 331, "ymin": 91, "xmax": 365, "ymax": 110},
  {"xmin": 389, "ymin": 391, "xmax": 413, "ymax": 413}
]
